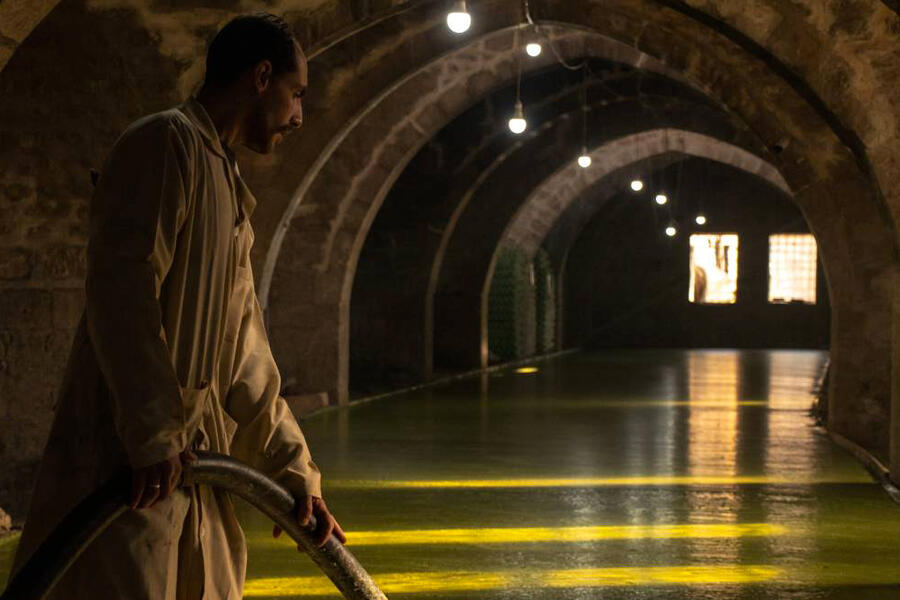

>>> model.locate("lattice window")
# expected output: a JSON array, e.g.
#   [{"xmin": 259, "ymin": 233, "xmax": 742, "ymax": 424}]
[
  {"xmin": 768, "ymin": 234, "xmax": 817, "ymax": 304},
  {"xmin": 689, "ymin": 234, "xmax": 739, "ymax": 304}
]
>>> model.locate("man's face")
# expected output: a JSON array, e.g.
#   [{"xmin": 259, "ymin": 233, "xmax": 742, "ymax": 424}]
[{"xmin": 246, "ymin": 43, "xmax": 307, "ymax": 154}]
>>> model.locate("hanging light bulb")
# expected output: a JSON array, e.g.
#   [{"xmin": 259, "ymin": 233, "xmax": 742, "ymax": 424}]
[
  {"xmin": 508, "ymin": 100, "xmax": 527, "ymax": 134},
  {"xmin": 525, "ymin": 42, "xmax": 542, "ymax": 57},
  {"xmin": 577, "ymin": 147, "xmax": 591, "ymax": 168},
  {"xmin": 665, "ymin": 225, "xmax": 677, "ymax": 237},
  {"xmin": 630, "ymin": 180, "xmax": 644, "ymax": 192},
  {"xmin": 446, "ymin": 0, "xmax": 471, "ymax": 34},
  {"xmin": 695, "ymin": 214, "xmax": 707, "ymax": 226},
  {"xmin": 655, "ymin": 193, "xmax": 668, "ymax": 205}
]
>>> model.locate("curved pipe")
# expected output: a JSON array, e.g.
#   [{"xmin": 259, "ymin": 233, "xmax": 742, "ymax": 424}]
[{"xmin": 1, "ymin": 452, "xmax": 387, "ymax": 600}]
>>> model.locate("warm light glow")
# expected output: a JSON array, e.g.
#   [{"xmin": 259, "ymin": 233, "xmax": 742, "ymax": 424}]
[
  {"xmin": 515, "ymin": 367, "xmax": 539, "ymax": 374},
  {"xmin": 325, "ymin": 474, "xmax": 869, "ymax": 489},
  {"xmin": 655, "ymin": 194, "xmax": 668, "ymax": 205},
  {"xmin": 689, "ymin": 234, "xmax": 739, "ymax": 304},
  {"xmin": 688, "ymin": 352, "xmax": 739, "ymax": 478},
  {"xmin": 665, "ymin": 226, "xmax": 677, "ymax": 237},
  {"xmin": 508, "ymin": 100, "xmax": 527, "ymax": 134},
  {"xmin": 577, "ymin": 154, "xmax": 591, "ymax": 168},
  {"xmin": 541, "ymin": 565, "xmax": 780, "ymax": 588},
  {"xmin": 260, "ymin": 523, "xmax": 784, "ymax": 547},
  {"xmin": 695, "ymin": 214, "xmax": 707, "ymax": 225},
  {"xmin": 525, "ymin": 42, "xmax": 542, "ymax": 57},
  {"xmin": 446, "ymin": 1, "xmax": 471, "ymax": 33},
  {"xmin": 630, "ymin": 180, "xmax": 644, "ymax": 191},
  {"xmin": 245, "ymin": 571, "xmax": 508, "ymax": 597},
  {"xmin": 768, "ymin": 234, "xmax": 817, "ymax": 304},
  {"xmin": 243, "ymin": 565, "xmax": 782, "ymax": 596}
]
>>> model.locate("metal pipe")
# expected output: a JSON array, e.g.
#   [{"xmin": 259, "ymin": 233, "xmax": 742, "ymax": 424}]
[{"xmin": 1, "ymin": 452, "xmax": 388, "ymax": 600}]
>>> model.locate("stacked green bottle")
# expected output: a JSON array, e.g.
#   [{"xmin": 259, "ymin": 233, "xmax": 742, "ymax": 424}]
[
  {"xmin": 533, "ymin": 248, "xmax": 556, "ymax": 354},
  {"xmin": 488, "ymin": 246, "xmax": 540, "ymax": 360}
]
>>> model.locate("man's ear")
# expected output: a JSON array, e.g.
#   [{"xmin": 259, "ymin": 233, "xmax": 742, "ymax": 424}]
[{"xmin": 253, "ymin": 60, "xmax": 274, "ymax": 94}]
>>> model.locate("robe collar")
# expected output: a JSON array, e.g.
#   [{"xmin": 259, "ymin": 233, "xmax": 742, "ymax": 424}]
[
  {"xmin": 181, "ymin": 96, "xmax": 228, "ymax": 160},
  {"xmin": 180, "ymin": 97, "xmax": 258, "ymax": 220}
]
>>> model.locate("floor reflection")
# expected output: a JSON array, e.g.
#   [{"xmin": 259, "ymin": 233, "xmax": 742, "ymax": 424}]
[{"xmin": 3, "ymin": 350, "xmax": 900, "ymax": 600}]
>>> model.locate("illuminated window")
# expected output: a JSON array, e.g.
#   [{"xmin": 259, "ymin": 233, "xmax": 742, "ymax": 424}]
[
  {"xmin": 768, "ymin": 234, "xmax": 817, "ymax": 304},
  {"xmin": 689, "ymin": 234, "xmax": 739, "ymax": 304}
]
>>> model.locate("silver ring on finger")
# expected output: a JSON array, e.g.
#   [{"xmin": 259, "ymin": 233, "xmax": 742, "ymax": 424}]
[{"xmin": 149, "ymin": 483, "xmax": 161, "ymax": 489}]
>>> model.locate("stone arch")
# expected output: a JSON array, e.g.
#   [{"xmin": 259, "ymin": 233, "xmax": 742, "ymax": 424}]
[
  {"xmin": 259, "ymin": 24, "xmax": 678, "ymax": 307},
  {"xmin": 0, "ymin": 0, "xmax": 59, "ymax": 74},
  {"xmin": 429, "ymin": 119, "xmax": 789, "ymax": 366},
  {"xmin": 265, "ymin": 3, "xmax": 897, "ymax": 474},
  {"xmin": 500, "ymin": 128, "xmax": 789, "ymax": 259},
  {"xmin": 349, "ymin": 60, "xmax": 734, "ymax": 391},
  {"xmin": 428, "ymin": 94, "xmax": 751, "ymax": 368},
  {"xmin": 266, "ymin": 24, "xmax": 682, "ymax": 403},
  {"xmin": 2, "ymin": 0, "xmax": 898, "ymax": 463},
  {"xmin": 559, "ymin": 156, "xmax": 830, "ymax": 350}
]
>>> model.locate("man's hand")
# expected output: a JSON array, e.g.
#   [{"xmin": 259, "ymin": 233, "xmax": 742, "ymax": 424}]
[
  {"xmin": 129, "ymin": 448, "xmax": 197, "ymax": 510},
  {"xmin": 273, "ymin": 496, "xmax": 347, "ymax": 547}
]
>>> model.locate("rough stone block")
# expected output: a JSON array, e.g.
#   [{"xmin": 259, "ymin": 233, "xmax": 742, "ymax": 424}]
[
  {"xmin": 34, "ymin": 244, "xmax": 86, "ymax": 280},
  {"xmin": 0, "ymin": 181, "xmax": 34, "ymax": 204},
  {"xmin": 0, "ymin": 289, "xmax": 53, "ymax": 328},
  {"xmin": 0, "ymin": 247, "xmax": 32, "ymax": 279},
  {"xmin": 412, "ymin": 103, "xmax": 446, "ymax": 134},
  {"xmin": 52, "ymin": 288, "xmax": 84, "ymax": 330}
]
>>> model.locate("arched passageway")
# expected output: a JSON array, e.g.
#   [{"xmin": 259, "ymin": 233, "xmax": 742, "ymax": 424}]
[
  {"xmin": 2, "ymin": 0, "xmax": 900, "ymax": 529},
  {"xmin": 349, "ymin": 60, "xmax": 751, "ymax": 390},
  {"xmin": 561, "ymin": 157, "xmax": 829, "ymax": 349},
  {"xmin": 258, "ymin": 3, "xmax": 896, "ymax": 475}
]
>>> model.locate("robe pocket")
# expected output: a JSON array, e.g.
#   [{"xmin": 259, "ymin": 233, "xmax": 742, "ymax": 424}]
[
  {"xmin": 181, "ymin": 383, "xmax": 211, "ymax": 449},
  {"xmin": 220, "ymin": 409, "xmax": 238, "ymax": 447}
]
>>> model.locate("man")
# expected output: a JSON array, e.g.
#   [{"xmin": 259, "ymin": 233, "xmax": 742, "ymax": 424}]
[{"xmin": 11, "ymin": 13, "xmax": 344, "ymax": 599}]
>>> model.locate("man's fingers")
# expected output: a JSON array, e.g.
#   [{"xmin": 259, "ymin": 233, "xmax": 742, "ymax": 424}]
[
  {"xmin": 273, "ymin": 524, "xmax": 282, "ymax": 538},
  {"xmin": 310, "ymin": 498, "xmax": 343, "ymax": 546},
  {"xmin": 297, "ymin": 496, "xmax": 313, "ymax": 527},
  {"xmin": 314, "ymin": 515, "xmax": 334, "ymax": 547},
  {"xmin": 332, "ymin": 519, "xmax": 347, "ymax": 544},
  {"xmin": 130, "ymin": 470, "xmax": 146, "ymax": 510},
  {"xmin": 182, "ymin": 448, "xmax": 198, "ymax": 463}
]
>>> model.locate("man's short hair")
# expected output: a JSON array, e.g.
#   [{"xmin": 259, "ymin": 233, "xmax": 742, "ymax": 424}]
[{"xmin": 204, "ymin": 13, "xmax": 300, "ymax": 87}]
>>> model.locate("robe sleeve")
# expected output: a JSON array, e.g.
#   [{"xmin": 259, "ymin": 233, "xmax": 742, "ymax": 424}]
[
  {"xmin": 225, "ymin": 268, "xmax": 322, "ymax": 499},
  {"xmin": 85, "ymin": 116, "xmax": 192, "ymax": 469}
]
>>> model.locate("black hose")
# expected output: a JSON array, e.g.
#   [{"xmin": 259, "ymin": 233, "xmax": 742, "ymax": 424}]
[{"xmin": 1, "ymin": 452, "xmax": 387, "ymax": 600}]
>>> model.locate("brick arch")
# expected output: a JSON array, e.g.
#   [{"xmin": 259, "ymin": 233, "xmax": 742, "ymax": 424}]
[{"xmin": 500, "ymin": 129, "xmax": 789, "ymax": 259}]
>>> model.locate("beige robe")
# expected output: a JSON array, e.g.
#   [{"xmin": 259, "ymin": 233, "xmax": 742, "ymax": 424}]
[{"xmin": 11, "ymin": 98, "xmax": 322, "ymax": 600}]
